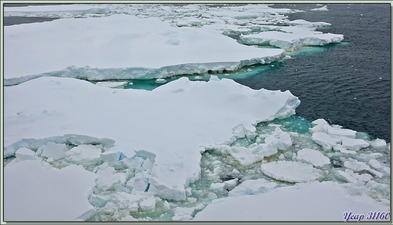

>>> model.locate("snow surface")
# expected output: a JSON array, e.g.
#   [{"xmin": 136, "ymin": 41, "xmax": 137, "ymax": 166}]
[
  {"xmin": 3, "ymin": 4, "xmax": 388, "ymax": 222},
  {"xmin": 4, "ymin": 13, "xmax": 284, "ymax": 82},
  {"xmin": 4, "ymin": 159, "xmax": 97, "ymax": 221},
  {"xmin": 240, "ymin": 27, "xmax": 344, "ymax": 52},
  {"xmin": 296, "ymin": 148, "xmax": 330, "ymax": 167},
  {"xmin": 194, "ymin": 181, "xmax": 389, "ymax": 221},
  {"xmin": 4, "ymin": 76, "xmax": 300, "ymax": 202},
  {"xmin": 261, "ymin": 161, "xmax": 323, "ymax": 183}
]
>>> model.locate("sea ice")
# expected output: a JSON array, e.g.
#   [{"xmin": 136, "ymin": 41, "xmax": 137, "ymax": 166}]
[
  {"xmin": 343, "ymin": 159, "xmax": 384, "ymax": 178},
  {"xmin": 311, "ymin": 132, "xmax": 341, "ymax": 150},
  {"xmin": 260, "ymin": 161, "xmax": 323, "ymax": 183},
  {"xmin": 341, "ymin": 137, "xmax": 369, "ymax": 151},
  {"xmin": 311, "ymin": 5, "xmax": 328, "ymax": 11},
  {"xmin": 4, "ymin": 14, "xmax": 285, "ymax": 82},
  {"xmin": 14, "ymin": 147, "xmax": 36, "ymax": 160},
  {"xmin": 4, "ymin": 159, "xmax": 97, "ymax": 221},
  {"xmin": 40, "ymin": 142, "xmax": 68, "ymax": 160},
  {"xmin": 296, "ymin": 148, "xmax": 330, "ymax": 167},
  {"xmin": 240, "ymin": 26, "xmax": 343, "ymax": 51},
  {"xmin": 194, "ymin": 181, "xmax": 389, "ymax": 221},
  {"xmin": 228, "ymin": 178, "xmax": 277, "ymax": 197},
  {"xmin": 4, "ymin": 75, "xmax": 301, "ymax": 202}
]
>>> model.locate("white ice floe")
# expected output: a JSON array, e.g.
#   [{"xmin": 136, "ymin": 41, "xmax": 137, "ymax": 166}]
[
  {"xmin": 240, "ymin": 26, "xmax": 343, "ymax": 51},
  {"xmin": 95, "ymin": 81, "xmax": 127, "ymax": 88},
  {"xmin": 4, "ymin": 13, "xmax": 285, "ymax": 83},
  {"xmin": 260, "ymin": 161, "xmax": 323, "ymax": 183},
  {"xmin": 296, "ymin": 148, "xmax": 330, "ymax": 167},
  {"xmin": 66, "ymin": 144, "xmax": 102, "ymax": 162},
  {"xmin": 343, "ymin": 159, "xmax": 384, "ymax": 178},
  {"xmin": 228, "ymin": 178, "xmax": 277, "ymax": 197},
  {"xmin": 216, "ymin": 127, "xmax": 292, "ymax": 166},
  {"xmin": 336, "ymin": 169, "xmax": 373, "ymax": 184},
  {"xmin": 15, "ymin": 147, "xmax": 36, "ymax": 160},
  {"xmin": 370, "ymin": 138, "xmax": 387, "ymax": 148},
  {"xmin": 311, "ymin": 5, "xmax": 328, "ymax": 11},
  {"xmin": 288, "ymin": 19, "xmax": 331, "ymax": 28},
  {"xmin": 4, "ymin": 159, "xmax": 97, "ymax": 221},
  {"xmin": 311, "ymin": 132, "xmax": 341, "ymax": 150},
  {"xmin": 4, "ymin": 76, "xmax": 300, "ymax": 202},
  {"xmin": 194, "ymin": 181, "xmax": 389, "ymax": 221},
  {"xmin": 40, "ymin": 142, "xmax": 68, "ymax": 160},
  {"xmin": 341, "ymin": 137, "xmax": 369, "ymax": 151}
]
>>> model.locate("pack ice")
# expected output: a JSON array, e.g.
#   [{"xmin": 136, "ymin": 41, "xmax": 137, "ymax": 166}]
[{"xmin": 3, "ymin": 3, "xmax": 388, "ymax": 222}]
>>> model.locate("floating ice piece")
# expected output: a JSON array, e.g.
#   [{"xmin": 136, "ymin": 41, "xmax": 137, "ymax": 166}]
[
  {"xmin": 368, "ymin": 159, "xmax": 382, "ymax": 170},
  {"xmin": 311, "ymin": 5, "xmax": 328, "ymax": 11},
  {"xmin": 4, "ymin": 134, "xmax": 114, "ymax": 158},
  {"xmin": 217, "ymin": 127, "xmax": 292, "ymax": 166},
  {"xmin": 194, "ymin": 181, "xmax": 389, "ymax": 221},
  {"xmin": 139, "ymin": 196, "xmax": 156, "ymax": 211},
  {"xmin": 311, "ymin": 132, "xmax": 341, "ymax": 150},
  {"xmin": 15, "ymin": 147, "xmax": 36, "ymax": 160},
  {"xmin": 343, "ymin": 159, "xmax": 383, "ymax": 178},
  {"xmin": 228, "ymin": 178, "xmax": 277, "ymax": 197},
  {"xmin": 96, "ymin": 166, "xmax": 127, "ymax": 191},
  {"xmin": 333, "ymin": 145, "xmax": 356, "ymax": 154},
  {"xmin": 40, "ymin": 142, "xmax": 68, "ymax": 160},
  {"xmin": 341, "ymin": 137, "xmax": 369, "ymax": 151},
  {"xmin": 5, "ymin": 74, "xmax": 300, "ymax": 201},
  {"xmin": 296, "ymin": 148, "xmax": 330, "ymax": 167},
  {"xmin": 66, "ymin": 144, "xmax": 102, "ymax": 162},
  {"xmin": 370, "ymin": 138, "xmax": 387, "ymax": 148},
  {"xmin": 126, "ymin": 173, "xmax": 149, "ymax": 193},
  {"xmin": 240, "ymin": 26, "xmax": 343, "ymax": 51},
  {"xmin": 95, "ymin": 81, "xmax": 127, "ymax": 88},
  {"xmin": 4, "ymin": 159, "xmax": 97, "ymax": 221},
  {"xmin": 4, "ymin": 14, "xmax": 285, "ymax": 82},
  {"xmin": 288, "ymin": 19, "xmax": 330, "ymax": 28},
  {"xmin": 337, "ymin": 169, "xmax": 373, "ymax": 184},
  {"xmin": 261, "ymin": 161, "xmax": 323, "ymax": 183},
  {"xmin": 100, "ymin": 151, "xmax": 125, "ymax": 162}
]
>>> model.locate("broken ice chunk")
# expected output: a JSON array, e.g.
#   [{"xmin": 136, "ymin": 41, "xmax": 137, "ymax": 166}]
[
  {"xmin": 100, "ymin": 151, "xmax": 125, "ymax": 162},
  {"xmin": 343, "ymin": 159, "xmax": 384, "ymax": 178},
  {"xmin": 15, "ymin": 147, "xmax": 36, "ymax": 160},
  {"xmin": 96, "ymin": 166, "xmax": 127, "ymax": 191},
  {"xmin": 296, "ymin": 148, "xmax": 330, "ymax": 167},
  {"xmin": 66, "ymin": 144, "xmax": 102, "ymax": 162},
  {"xmin": 139, "ymin": 196, "xmax": 156, "ymax": 211},
  {"xmin": 340, "ymin": 137, "xmax": 369, "ymax": 151},
  {"xmin": 311, "ymin": 132, "xmax": 340, "ymax": 150},
  {"xmin": 370, "ymin": 138, "xmax": 387, "ymax": 148},
  {"xmin": 40, "ymin": 142, "xmax": 68, "ymax": 160},
  {"xmin": 336, "ymin": 169, "xmax": 373, "ymax": 184},
  {"xmin": 261, "ymin": 161, "xmax": 323, "ymax": 183},
  {"xmin": 228, "ymin": 178, "xmax": 277, "ymax": 197}
]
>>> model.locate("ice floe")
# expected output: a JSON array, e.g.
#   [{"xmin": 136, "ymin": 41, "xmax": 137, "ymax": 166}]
[
  {"xmin": 240, "ymin": 26, "xmax": 344, "ymax": 51},
  {"xmin": 261, "ymin": 161, "xmax": 323, "ymax": 183},
  {"xmin": 296, "ymin": 148, "xmax": 330, "ymax": 167},
  {"xmin": 4, "ymin": 159, "xmax": 97, "ymax": 221},
  {"xmin": 194, "ymin": 181, "xmax": 389, "ymax": 221}
]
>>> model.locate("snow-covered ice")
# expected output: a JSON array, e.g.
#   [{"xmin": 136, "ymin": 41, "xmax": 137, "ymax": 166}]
[
  {"xmin": 240, "ymin": 26, "xmax": 343, "ymax": 51},
  {"xmin": 296, "ymin": 148, "xmax": 330, "ymax": 167},
  {"xmin": 261, "ymin": 161, "xmax": 323, "ymax": 183},
  {"xmin": 4, "ymin": 13, "xmax": 285, "ymax": 83},
  {"xmin": 194, "ymin": 181, "xmax": 389, "ymax": 221},
  {"xmin": 4, "ymin": 159, "xmax": 97, "ymax": 221},
  {"xmin": 3, "ymin": 3, "xmax": 389, "ymax": 222}
]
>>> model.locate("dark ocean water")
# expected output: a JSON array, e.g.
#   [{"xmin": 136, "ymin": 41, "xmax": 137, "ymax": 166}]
[{"xmin": 236, "ymin": 4, "xmax": 391, "ymax": 142}]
